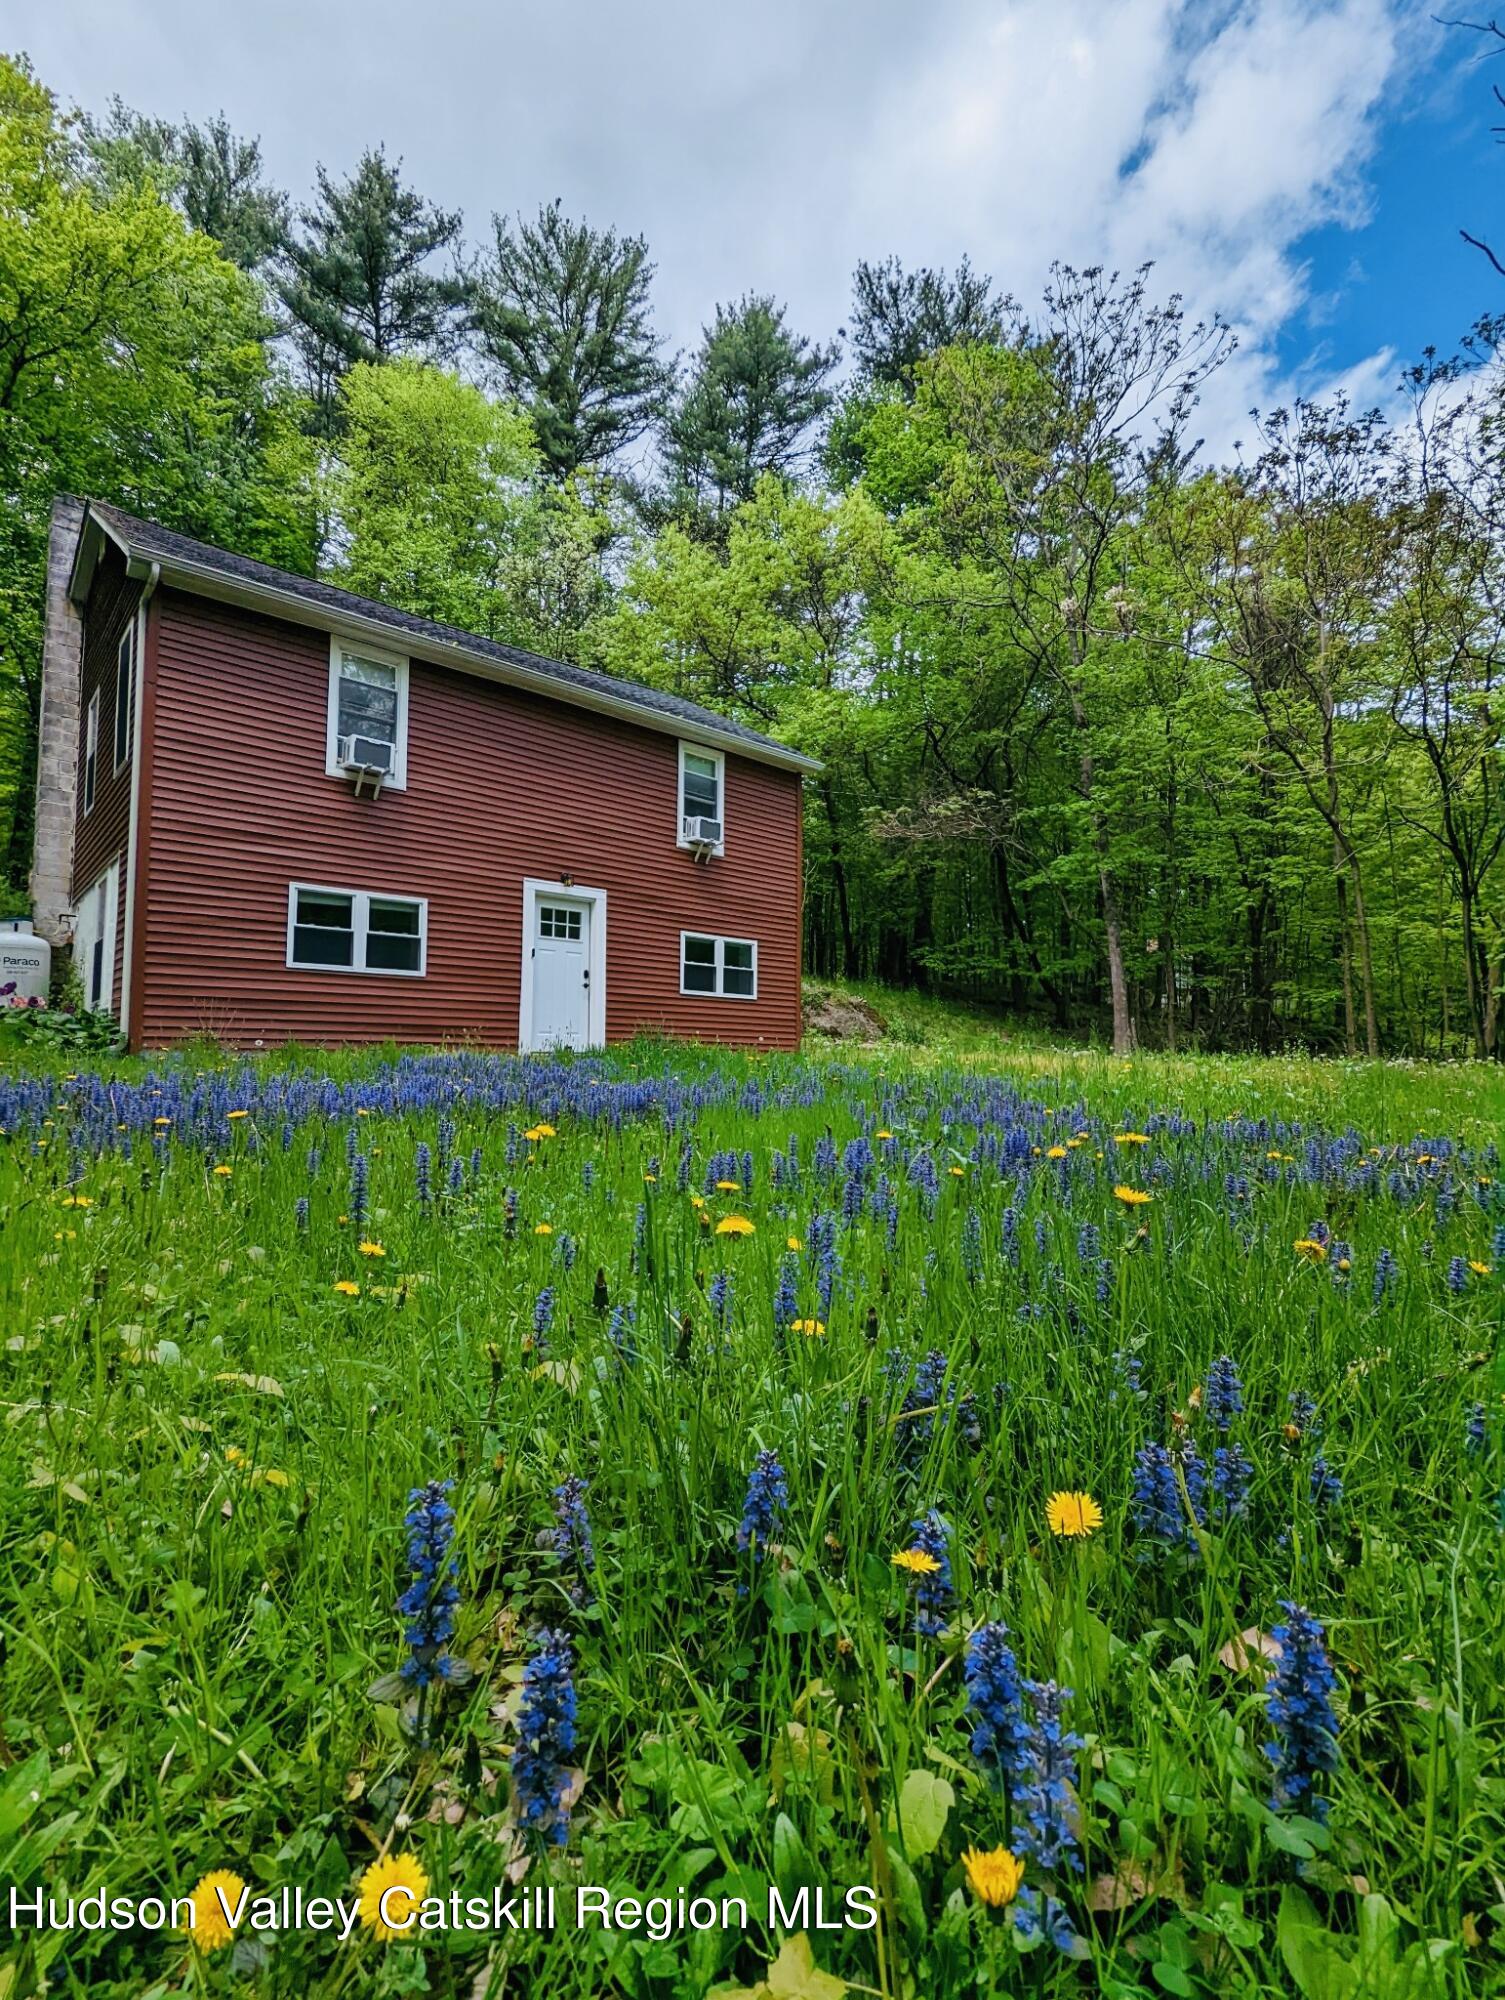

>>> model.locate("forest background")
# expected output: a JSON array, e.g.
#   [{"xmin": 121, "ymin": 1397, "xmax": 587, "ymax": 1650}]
[{"xmin": 3, "ymin": 35, "xmax": 1504, "ymax": 1058}]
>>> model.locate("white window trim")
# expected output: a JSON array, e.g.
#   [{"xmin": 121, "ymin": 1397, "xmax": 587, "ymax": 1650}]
[
  {"xmin": 325, "ymin": 636, "xmax": 409, "ymax": 790},
  {"xmin": 676, "ymin": 741, "xmax": 725, "ymax": 854},
  {"xmin": 119, "ymin": 598, "xmax": 150, "ymax": 1042},
  {"xmin": 519, "ymin": 878, "xmax": 607, "ymax": 1052},
  {"xmin": 112, "ymin": 626, "xmax": 134, "ymax": 774},
  {"xmin": 285, "ymin": 881, "xmax": 428, "ymax": 977},
  {"xmin": 680, "ymin": 930, "xmax": 758, "ymax": 1001},
  {"xmin": 83, "ymin": 691, "xmax": 100, "ymax": 816},
  {"xmin": 76, "ymin": 858, "xmax": 119, "ymax": 1014}
]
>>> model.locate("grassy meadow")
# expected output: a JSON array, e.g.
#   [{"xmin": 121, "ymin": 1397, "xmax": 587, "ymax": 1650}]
[{"xmin": 0, "ymin": 1025, "xmax": 1501, "ymax": 1998}]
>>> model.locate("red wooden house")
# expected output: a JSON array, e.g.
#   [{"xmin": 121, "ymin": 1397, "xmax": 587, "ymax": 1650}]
[{"xmin": 31, "ymin": 498, "xmax": 814, "ymax": 1053}]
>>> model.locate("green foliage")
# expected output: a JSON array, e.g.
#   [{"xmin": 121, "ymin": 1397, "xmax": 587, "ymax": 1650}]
[
  {"xmin": 0, "ymin": 54, "xmax": 316, "ymax": 893},
  {"xmin": 324, "ymin": 358, "xmax": 617, "ymax": 657},
  {"xmin": 81, "ymin": 97, "xmax": 289, "ymax": 271},
  {"xmin": 659, "ymin": 296, "xmax": 839, "ymax": 529},
  {"xmin": 472, "ymin": 200, "xmax": 671, "ymax": 477},
  {"xmin": 0, "ymin": 1002, "xmax": 123, "ymax": 1053},
  {"xmin": 846, "ymin": 254, "xmax": 1002, "ymax": 396},
  {"xmin": 275, "ymin": 147, "xmax": 467, "ymax": 426}
]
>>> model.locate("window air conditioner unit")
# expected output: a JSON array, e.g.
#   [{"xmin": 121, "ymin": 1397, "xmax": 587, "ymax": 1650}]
[
  {"xmin": 683, "ymin": 815, "xmax": 722, "ymax": 850},
  {"xmin": 339, "ymin": 734, "xmax": 395, "ymax": 775}
]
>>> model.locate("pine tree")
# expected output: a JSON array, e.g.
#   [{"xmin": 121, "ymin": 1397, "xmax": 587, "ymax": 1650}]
[
  {"xmin": 82, "ymin": 101, "xmax": 288, "ymax": 272},
  {"xmin": 660, "ymin": 295, "xmax": 838, "ymax": 528},
  {"xmin": 276, "ymin": 148, "xmax": 467, "ymax": 428},
  {"xmin": 847, "ymin": 255, "xmax": 1001, "ymax": 393},
  {"xmin": 471, "ymin": 200, "xmax": 670, "ymax": 477}
]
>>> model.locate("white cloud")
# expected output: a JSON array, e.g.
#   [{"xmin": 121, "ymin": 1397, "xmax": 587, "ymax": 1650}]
[
  {"xmin": 841, "ymin": 0, "xmax": 1410, "ymax": 448},
  {"xmin": 11, "ymin": 0, "xmax": 1419, "ymax": 450}
]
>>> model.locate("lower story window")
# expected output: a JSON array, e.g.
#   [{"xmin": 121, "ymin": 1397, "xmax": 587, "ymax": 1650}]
[
  {"xmin": 681, "ymin": 931, "xmax": 757, "ymax": 999},
  {"xmin": 287, "ymin": 884, "xmax": 426, "ymax": 975}
]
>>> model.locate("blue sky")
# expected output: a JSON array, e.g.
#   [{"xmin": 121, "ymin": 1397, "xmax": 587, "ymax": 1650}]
[
  {"xmin": 9, "ymin": 0, "xmax": 1502, "ymax": 452},
  {"xmin": 1275, "ymin": 23, "xmax": 1502, "ymax": 391}
]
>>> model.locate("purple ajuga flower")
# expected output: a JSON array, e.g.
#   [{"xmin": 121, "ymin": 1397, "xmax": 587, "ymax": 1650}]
[
  {"xmin": 1264, "ymin": 1601, "xmax": 1339, "ymax": 1821},
  {"xmin": 1204, "ymin": 1356, "xmax": 1244, "ymax": 1433},
  {"xmin": 1014, "ymin": 1678, "xmax": 1083, "ymax": 1874},
  {"xmin": 737, "ymin": 1451, "xmax": 788, "ymax": 1563},
  {"xmin": 552, "ymin": 1475, "xmax": 594, "ymax": 1608},
  {"xmin": 965, "ymin": 1621, "xmax": 1031, "ymax": 1792},
  {"xmin": 396, "ymin": 1480, "xmax": 462, "ymax": 1688},
  {"xmin": 903, "ymin": 1509, "xmax": 952, "ymax": 1637},
  {"xmin": 512, "ymin": 1627, "xmax": 578, "ymax": 1847}
]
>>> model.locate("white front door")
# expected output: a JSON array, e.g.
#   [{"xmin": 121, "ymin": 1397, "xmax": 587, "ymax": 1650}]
[{"xmin": 530, "ymin": 896, "xmax": 592, "ymax": 1049}]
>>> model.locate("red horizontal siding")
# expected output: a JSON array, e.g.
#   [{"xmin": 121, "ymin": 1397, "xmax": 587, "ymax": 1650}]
[{"xmin": 136, "ymin": 591, "xmax": 804, "ymax": 1051}]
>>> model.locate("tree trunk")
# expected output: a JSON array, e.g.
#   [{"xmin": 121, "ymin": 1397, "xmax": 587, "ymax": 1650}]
[
  {"xmin": 1100, "ymin": 868, "xmax": 1136, "ymax": 1053},
  {"xmin": 1347, "ymin": 854, "xmax": 1381, "ymax": 1057},
  {"xmin": 1333, "ymin": 853, "xmax": 1358, "ymax": 1056},
  {"xmin": 819, "ymin": 780, "xmax": 859, "ymax": 980}
]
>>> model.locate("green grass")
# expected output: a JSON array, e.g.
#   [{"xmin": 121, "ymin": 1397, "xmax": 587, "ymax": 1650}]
[{"xmin": 0, "ymin": 1037, "xmax": 1500, "ymax": 1998}]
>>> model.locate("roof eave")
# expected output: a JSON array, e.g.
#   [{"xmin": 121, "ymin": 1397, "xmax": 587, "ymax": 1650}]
[{"xmin": 78, "ymin": 509, "xmax": 821, "ymax": 776}]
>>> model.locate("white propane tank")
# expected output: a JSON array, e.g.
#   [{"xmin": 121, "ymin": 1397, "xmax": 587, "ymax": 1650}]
[{"xmin": 0, "ymin": 918, "xmax": 51, "ymax": 1005}]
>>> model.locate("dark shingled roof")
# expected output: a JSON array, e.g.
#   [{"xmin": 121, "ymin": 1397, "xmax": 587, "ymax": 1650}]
[{"xmin": 84, "ymin": 500, "xmax": 818, "ymax": 772}]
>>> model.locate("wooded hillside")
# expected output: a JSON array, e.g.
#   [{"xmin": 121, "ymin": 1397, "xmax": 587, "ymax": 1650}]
[{"xmin": 2, "ymin": 52, "xmax": 1501, "ymax": 1055}]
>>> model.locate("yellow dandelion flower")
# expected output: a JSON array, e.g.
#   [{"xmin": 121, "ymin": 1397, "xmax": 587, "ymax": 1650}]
[
  {"xmin": 213, "ymin": 1165, "xmax": 233, "ymax": 1178},
  {"xmin": 153, "ymin": 1116, "xmax": 172, "ymax": 1127},
  {"xmin": 1469, "ymin": 1260, "xmax": 1492, "ymax": 1277},
  {"xmin": 948, "ymin": 1165, "xmax": 966, "ymax": 1177},
  {"xmin": 791, "ymin": 1318, "xmax": 826, "ymax": 1337},
  {"xmin": 1115, "ymin": 1132, "xmax": 1150, "ymax": 1146},
  {"xmin": 715, "ymin": 1214, "xmax": 755, "ymax": 1236},
  {"xmin": 534, "ymin": 1222, "xmax": 553, "ymax": 1235},
  {"xmin": 715, "ymin": 1179, "xmax": 742, "ymax": 1191},
  {"xmin": 690, "ymin": 1193, "xmax": 706, "ymax": 1208},
  {"xmin": 227, "ymin": 1110, "xmax": 249, "ymax": 1121},
  {"xmin": 1046, "ymin": 1145, "xmax": 1068, "ymax": 1160},
  {"xmin": 875, "ymin": 1129, "xmax": 894, "ymax": 1140},
  {"xmin": 358, "ymin": 1240, "xmax": 386, "ymax": 1258},
  {"xmin": 1046, "ymin": 1490, "xmax": 1103, "ymax": 1539},
  {"xmin": 184, "ymin": 1869, "xmax": 247, "ymax": 1953},
  {"xmin": 334, "ymin": 1279, "xmax": 360, "ymax": 1296},
  {"xmin": 643, "ymin": 1172, "xmax": 657, "ymax": 1183},
  {"xmin": 962, "ymin": 1847, "xmax": 1025, "ymax": 1908},
  {"xmin": 1293, "ymin": 1238, "xmax": 1327, "ymax": 1261},
  {"xmin": 1113, "ymin": 1185, "xmax": 1151, "ymax": 1207},
  {"xmin": 257, "ymin": 1467, "xmax": 291, "ymax": 1489},
  {"xmin": 357, "ymin": 1852, "xmax": 430, "ymax": 1940},
  {"xmin": 59, "ymin": 1194, "xmax": 93, "ymax": 1208},
  {"xmin": 891, "ymin": 1547, "xmax": 941, "ymax": 1575},
  {"xmin": 225, "ymin": 1445, "xmax": 250, "ymax": 1470},
  {"xmin": 533, "ymin": 1123, "xmax": 557, "ymax": 1139},
  {"xmin": 786, "ymin": 1235, "xmax": 803, "ymax": 1252}
]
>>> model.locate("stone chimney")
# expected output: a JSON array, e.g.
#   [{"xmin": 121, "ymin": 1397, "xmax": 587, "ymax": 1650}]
[{"xmin": 30, "ymin": 494, "xmax": 87, "ymax": 945}]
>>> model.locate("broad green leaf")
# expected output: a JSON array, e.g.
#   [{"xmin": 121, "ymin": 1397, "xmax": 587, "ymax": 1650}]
[
  {"xmin": 1277, "ymin": 1885, "xmax": 1359, "ymax": 2000},
  {"xmin": 896, "ymin": 1767, "xmax": 953, "ymax": 1859},
  {"xmin": 0, "ymin": 1752, "xmax": 48, "ymax": 1844}
]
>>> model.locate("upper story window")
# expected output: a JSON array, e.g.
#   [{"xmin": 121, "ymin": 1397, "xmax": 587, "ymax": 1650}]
[
  {"xmin": 326, "ymin": 639, "xmax": 409, "ymax": 788},
  {"xmin": 113, "ymin": 624, "xmax": 135, "ymax": 773},
  {"xmin": 82, "ymin": 691, "xmax": 99, "ymax": 816},
  {"xmin": 678, "ymin": 742, "xmax": 725, "ymax": 853}
]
